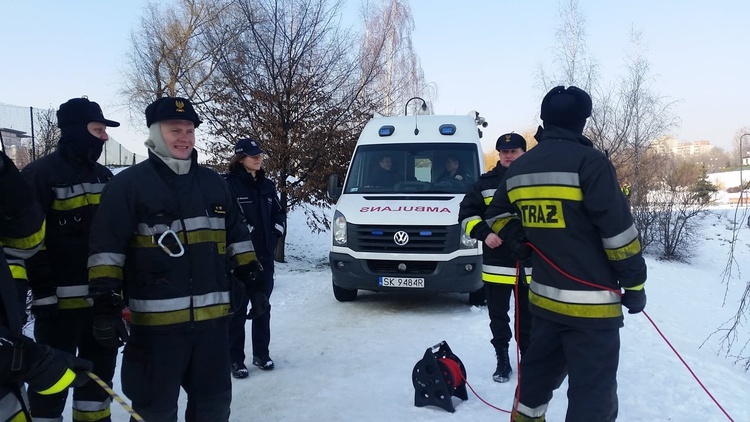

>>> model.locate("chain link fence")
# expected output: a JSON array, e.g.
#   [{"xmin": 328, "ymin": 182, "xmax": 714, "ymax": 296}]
[{"xmin": 0, "ymin": 101, "xmax": 145, "ymax": 168}]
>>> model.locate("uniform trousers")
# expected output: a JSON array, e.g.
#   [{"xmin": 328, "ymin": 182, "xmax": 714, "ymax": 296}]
[
  {"xmin": 486, "ymin": 280, "xmax": 531, "ymax": 355},
  {"xmin": 229, "ymin": 258, "xmax": 274, "ymax": 363},
  {"xmin": 122, "ymin": 320, "xmax": 232, "ymax": 422},
  {"xmin": 514, "ymin": 315, "xmax": 620, "ymax": 422},
  {"xmin": 29, "ymin": 310, "xmax": 117, "ymax": 422}
]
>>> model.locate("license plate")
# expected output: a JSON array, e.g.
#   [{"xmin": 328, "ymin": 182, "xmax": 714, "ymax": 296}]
[{"xmin": 379, "ymin": 276, "xmax": 425, "ymax": 288}]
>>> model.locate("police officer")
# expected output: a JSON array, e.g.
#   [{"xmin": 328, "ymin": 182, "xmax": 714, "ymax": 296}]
[
  {"xmin": 225, "ymin": 138, "xmax": 286, "ymax": 378},
  {"xmin": 458, "ymin": 132, "xmax": 532, "ymax": 383},
  {"xmin": 1, "ymin": 150, "xmax": 93, "ymax": 421},
  {"xmin": 87, "ymin": 97, "xmax": 265, "ymax": 421},
  {"xmin": 485, "ymin": 86, "xmax": 647, "ymax": 421},
  {"xmin": 21, "ymin": 97, "xmax": 119, "ymax": 421}
]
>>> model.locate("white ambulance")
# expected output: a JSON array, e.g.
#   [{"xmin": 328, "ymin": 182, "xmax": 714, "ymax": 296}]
[{"xmin": 327, "ymin": 112, "xmax": 486, "ymax": 302}]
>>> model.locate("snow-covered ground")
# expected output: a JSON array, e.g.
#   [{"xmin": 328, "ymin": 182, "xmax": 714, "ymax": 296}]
[{"xmin": 64, "ymin": 204, "xmax": 750, "ymax": 421}]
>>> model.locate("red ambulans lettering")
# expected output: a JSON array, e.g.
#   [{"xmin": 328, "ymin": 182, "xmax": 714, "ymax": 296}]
[{"xmin": 359, "ymin": 206, "xmax": 451, "ymax": 213}]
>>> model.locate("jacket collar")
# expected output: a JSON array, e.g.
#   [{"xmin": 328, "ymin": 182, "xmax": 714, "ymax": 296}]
[{"xmin": 535, "ymin": 124, "xmax": 594, "ymax": 148}]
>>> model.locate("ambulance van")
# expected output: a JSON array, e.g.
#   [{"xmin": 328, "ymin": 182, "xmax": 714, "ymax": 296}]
[{"xmin": 327, "ymin": 113, "xmax": 486, "ymax": 302}]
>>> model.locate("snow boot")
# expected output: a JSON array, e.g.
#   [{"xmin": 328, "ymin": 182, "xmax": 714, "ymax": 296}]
[
  {"xmin": 493, "ymin": 349, "xmax": 512, "ymax": 383},
  {"xmin": 231, "ymin": 362, "xmax": 249, "ymax": 379}
]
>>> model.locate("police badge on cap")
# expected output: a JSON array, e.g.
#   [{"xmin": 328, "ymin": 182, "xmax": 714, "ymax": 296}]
[{"xmin": 235, "ymin": 138, "xmax": 264, "ymax": 156}]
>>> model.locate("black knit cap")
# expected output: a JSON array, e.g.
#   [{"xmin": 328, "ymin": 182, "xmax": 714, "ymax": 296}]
[
  {"xmin": 145, "ymin": 96, "xmax": 202, "ymax": 128},
  {"xmin": 56, "ymin": 97, "xmax": 120, "ymax": 129},
  {"xmin": 540, "ymin": 85, "xmax": 592, "ymax": 133},
  {"xmin": 495, "ymin": 132, "xmax": 526, "ymax": 152}
]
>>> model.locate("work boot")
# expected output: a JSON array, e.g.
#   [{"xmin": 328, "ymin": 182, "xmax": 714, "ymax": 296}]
[
  {"xmin": 252, "ymin": 355, "xmax": 275, "ymax": 371},
  {"xmin": 231, "ymin": 362, "xmax": 249, "ymax": 379},
  {"xmin": 493, "ymin": 349, "xmax": 512, "ymax": 383}
]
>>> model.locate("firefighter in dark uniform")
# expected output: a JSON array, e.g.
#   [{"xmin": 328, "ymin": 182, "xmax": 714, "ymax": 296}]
[
  {"xmin": 1, "ymin": 150, "xmax": 93, "ymax": 421},
  {"xmin": 87, "ymin": 97, "xmax": 265, "ymax": 421},
  {"xmin": 225, "ymin": 138, "xmax": 286, "ymax": 378},
  {"xmin": 21, "ymin": 97, "xmax": 119, "ymax": 422},
  {"xmin": 485, "ymin": 86, "xmax": 647, "ymax": 422},
  {"xmin": 459, "ymin": 132, "xmax": 533, "ymax": 383}
]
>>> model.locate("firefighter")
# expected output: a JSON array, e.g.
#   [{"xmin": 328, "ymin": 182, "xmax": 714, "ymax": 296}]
[
  {"xmin": 459, "ymin": 132, "xmax": 532, "ymax": 383},
  {"xmin": 21, "ymin": 97, "xmax": 119, "ymax": 421},
  {"xmin": 485, "ymin": 86, "xmax": 647, "ymax": 421},
  {"xmin": 87, "ymin": 97, "xmax": 265, "ymax": 421},
  {"xmin": 1, "ymin": 150, "xmax": 93, "ymax": 421}
]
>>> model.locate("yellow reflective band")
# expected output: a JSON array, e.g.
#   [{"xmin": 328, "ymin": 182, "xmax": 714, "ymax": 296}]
[
  {"xmin": 624, "ymin": 282, "xmax": 645, "ymax": 291},
  {"xmin": 0, "ymin": 222, "xmax": 45, "ymax": 251},
  {"xmin": 509, "ymin": 186, "xmax": 583, "ymax": 202},
  {"xmin": 88, "ymin": 265, "xmax": 123, "ymax": 282},
  {"xmin": 10, "ymin": 411, "xmax": 29, "ymax": 422},
  {"xmin": 483, "ymin": 196, "xmax": 493, "ymax": 206},
  {"xmin": 194, "ymin": 304, "xmax": 231, "ymax": 321},
  {"xmin": 38, "ymin": 368, "xmax": 76, "ymax": 395},
  {"xmin": 529, "ymin": 290, "xmax": 623, "ymax": 319},
  {"xmin": 9, "ymin": 264, "xmax": 27, "ymax": 281},
  {"xmin": 491, "ymin": 217, "xmax": 512, "ymax": 233},
  {"xmin": 186, "ymin": 230, "xmax": 226, "ymax": 245},
  {"xmin": 130, "ymin": 309, "xmax": 191, "ymax": 326},
  {"xmin": 234, "ymin": 252, "xmax": 258, "ymax": 267},
  {"xmin": 465, "ymin": 219, "xmax": 480, "ymax": 236},
  {"xmin": 58, "ymin": 298, "xmax": 91, "ymax": 310},
  {"xmin": 605, "ymin": 237, "xmax": 642, "ymax": 261},
  {"xmin": 51, "ymin": 193, "xmax": 101, "ymax": 211},
  {"xmin": 482, "ymin": 272, "xmax": 517, "ymax": 284},
  {"xmin": 72, "ymin": 407, "xmax": 112, "ymax": 421}
]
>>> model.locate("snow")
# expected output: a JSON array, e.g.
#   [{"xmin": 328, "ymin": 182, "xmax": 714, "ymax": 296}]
[{"xmin": 71, "ymin": 205, "xmax": 750, "ymax": 421}]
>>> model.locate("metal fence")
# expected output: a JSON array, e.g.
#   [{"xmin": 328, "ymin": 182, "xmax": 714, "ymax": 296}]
[{"xmin": 0, "ymin": 101, "xmax": 145, "ymax": 168}]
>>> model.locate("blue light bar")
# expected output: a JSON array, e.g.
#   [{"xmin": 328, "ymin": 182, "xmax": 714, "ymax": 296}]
[
  {"xmin": 439, "ymin": 124, "xmax": 456, "ymax": 136},
  {"xmin": 379, "ymin": 125, "xmax": 395, "ymax": 137},
  {"xmin": 371, "ymin": 230, "xmax": 384, "ymax": 236},
  {"xmin": 419, "ymin": 231, "xmax": 433, "ymax": 236}
]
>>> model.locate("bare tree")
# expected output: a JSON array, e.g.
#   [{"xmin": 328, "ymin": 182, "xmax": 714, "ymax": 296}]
[
  {"xmin": 359, "ymin": 0, "xmax": 435, "ymax": 116},
  {"xmin": 202, "ymin": 0, "xmax": 386, "ymax": 261},
  {"xmin": 120, "ymin": 0, "xmax": 234, "ymax": 121},
  {"xmin": 537, "ymin": 0, "xmax": 598, "ymax": 92},
  {"xmin": 31, "ymin": 107, "xmax": 59, "ymax": 159}
]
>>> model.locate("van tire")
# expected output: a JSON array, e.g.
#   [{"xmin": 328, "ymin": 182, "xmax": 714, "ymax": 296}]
[{"xmin": 332, "ymin": 280, "xmax": 358, "ymax": 302}]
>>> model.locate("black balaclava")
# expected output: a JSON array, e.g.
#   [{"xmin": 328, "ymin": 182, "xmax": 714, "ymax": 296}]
[{"xmin": 58, "ymin": 124, "xmax": 105, "ymax": 164}]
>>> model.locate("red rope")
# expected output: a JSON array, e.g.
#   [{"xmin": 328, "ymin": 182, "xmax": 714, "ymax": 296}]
[
  {"xmin": 439, "ymin": 357, "xmax": 512, "ymax": 414},
  {"xmin": 525, "ymin": 242, "xmax": 735, "ymax": 422}
]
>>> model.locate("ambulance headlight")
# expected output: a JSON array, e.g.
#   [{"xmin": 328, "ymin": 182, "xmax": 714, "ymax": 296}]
[
  {"xmin": 460, "ymin": 231, "xmax": 477, "ymax": 248},
  {"xmin": 333, "ymin": 210, "xmax": 348, "ymax": 246}
]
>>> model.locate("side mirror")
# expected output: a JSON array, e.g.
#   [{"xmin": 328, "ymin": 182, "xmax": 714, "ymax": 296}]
[{"xmin": 327, "ymin": 174, "xmax": 342, "ymax": 200}]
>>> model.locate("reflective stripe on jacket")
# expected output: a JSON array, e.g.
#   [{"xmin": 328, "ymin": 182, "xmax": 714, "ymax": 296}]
[
  {"xmin": 485, "ymin": 126, "xmax": 647, "ymax": 329},
  {"xmin": 88, "ymin": 152, "xmax": 256, "ymax": 331}
]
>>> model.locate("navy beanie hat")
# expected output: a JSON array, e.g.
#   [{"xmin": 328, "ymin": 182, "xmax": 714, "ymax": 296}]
[
  {"xmin": 495, "ymin": 133, "xmax": 527, "ymax": 152},
  {"xmin": 540, "ymin": 86, "xmax": 592, "ymax": 133}
]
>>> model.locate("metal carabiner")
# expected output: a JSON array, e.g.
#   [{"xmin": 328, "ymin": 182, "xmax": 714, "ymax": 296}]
[{"xmin": 157, "ymin": 229, "xmax": 185, "ymax": 257}]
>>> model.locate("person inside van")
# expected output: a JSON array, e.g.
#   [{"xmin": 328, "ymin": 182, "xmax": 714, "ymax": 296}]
[
  {"xmin": 367, "ymin": 154, "xmax": 402, "ymax": 187},
  {"xmin": 435, "ymin": 155, "xmax": 470, "ymax": 185}
]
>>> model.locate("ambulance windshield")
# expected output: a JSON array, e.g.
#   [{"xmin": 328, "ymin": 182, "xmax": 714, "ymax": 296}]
[{"xmin": 343, "ymin": 143, "xmax": 480, "ymax": 194}]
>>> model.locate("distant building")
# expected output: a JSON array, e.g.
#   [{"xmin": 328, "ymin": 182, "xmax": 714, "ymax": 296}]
[
  {"xmin": 0, "ymin": 127, "xmax": 31, "ymax": 166},
  {"xmin": 650, "ymin": 136, "xmax": 718, "ymax": 157}
]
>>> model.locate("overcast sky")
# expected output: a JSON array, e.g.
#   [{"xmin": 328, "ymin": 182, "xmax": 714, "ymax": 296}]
[{"xmin": 1, "ymin": 0, "xmax": 748, "ymax": 156}]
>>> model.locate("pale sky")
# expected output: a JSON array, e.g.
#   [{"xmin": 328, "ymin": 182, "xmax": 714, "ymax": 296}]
[{"xmin": 1, "ymin": 0, "xmax": 748, "ymax": 156}]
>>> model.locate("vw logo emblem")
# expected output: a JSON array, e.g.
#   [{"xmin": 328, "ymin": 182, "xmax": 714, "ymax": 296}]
[{"xmin": 393, "ymin": 231, "xmax": 409, "ymax": 246}]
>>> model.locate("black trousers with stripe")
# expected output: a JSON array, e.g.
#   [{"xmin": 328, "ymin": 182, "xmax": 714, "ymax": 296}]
[
  {"xmin": 516, "ymin": 315, "xmax": 620, "ymax": 422},
  {"xmin": 28, "ymin": 309, "xmax": 117, "ymax": 421},
  {"xmin": 486, "ymin": 280, "xmax": 532, "ymax": 355},
  {"xmin": 122, "ymin": 320, "xmax": 231, "ymax": 422}
]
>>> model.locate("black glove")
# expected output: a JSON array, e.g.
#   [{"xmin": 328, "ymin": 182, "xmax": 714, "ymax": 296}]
[
  {"xmin": 509, "ymin": 237, "xmax": 533, "ymax": 261},
  {"xmin": 4, "ymin": 335, "xmax": 93, "ymax": 393},
  {"xmin": 621, "ymin": 288, "xmax": 647, "ymax": 314},
  {"xmin": 247, "ymin": 292, "xmax": 270, "ymax": 320},
  {"xmin": 235, "ymin": 261, "xmax": 265, "ymax": 295},
  {"xmin": 89, "ymin": 291, "xmax": 129, "ymax": 348}
]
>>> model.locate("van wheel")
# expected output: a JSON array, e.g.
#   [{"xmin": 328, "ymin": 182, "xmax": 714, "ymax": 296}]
[{"xmin": 332, "ymin": 280, "xmax": 358, "ymax": 302}]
